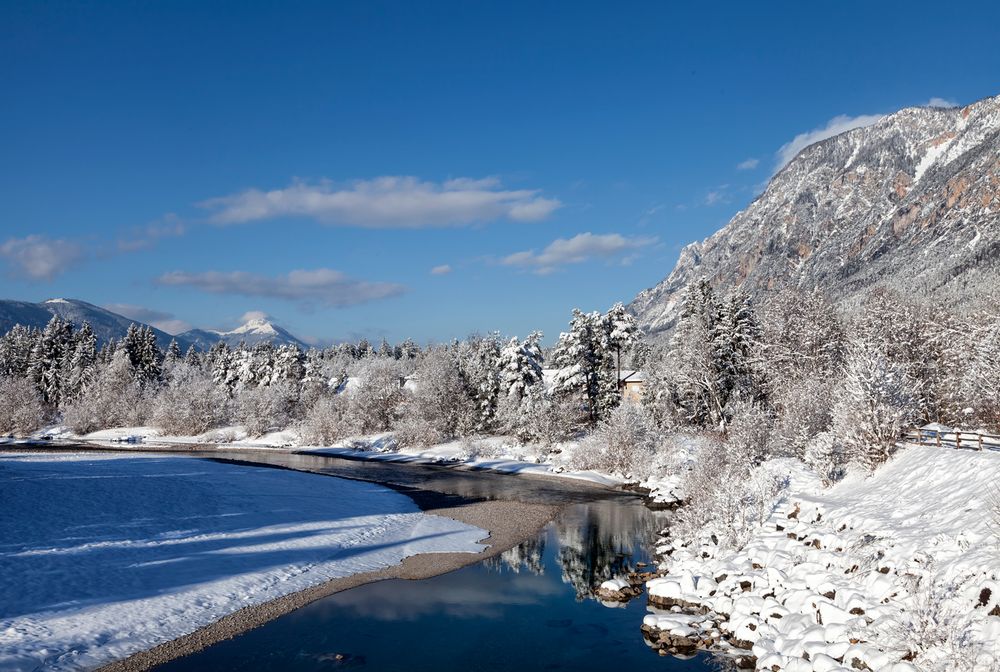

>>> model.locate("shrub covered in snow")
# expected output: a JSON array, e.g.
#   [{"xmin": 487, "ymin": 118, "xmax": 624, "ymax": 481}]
[
  {"xmin": 350, "ymin": 358, "xmax": 406, "ymax": 433},
  {"xmin": 298, "ymin": 393, "xmax": 354, "ymax": 446},
  {"xmin": 234, "ymin": 382, "xmax": 299, "ymax": 437},
  {"xmin": 568, "ymin": 402, "xmax": 661, "ymax": 479},
  {"xmin": 831, "ymin": 337, "xmax": 921, "ymax": 472},
  {"xmin": 61, "ymin": 351, "xmax": 148, "ymax": 434},
  {"xmin": 151, "ymin": 363, "xmax": 230, "ymax": 435},
  {"xmin": 672, "ymin": 431, "xmax": 786, "ymax": 553},
  {"xmin": 0, "ymin": 376, "xmax": 46, "ymax": 436},
  {"xmin": 768, "ymin": 376, "xmax": 836, "ymax": 459},
  {"xmin": 394, "ymin": 349, "xmax": 472, "ymax": 447}
]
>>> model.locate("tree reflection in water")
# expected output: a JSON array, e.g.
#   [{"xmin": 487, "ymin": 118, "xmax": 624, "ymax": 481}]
[{"xmin": 485, "ymin": 499, "xmax": 667, "ymax": 600}]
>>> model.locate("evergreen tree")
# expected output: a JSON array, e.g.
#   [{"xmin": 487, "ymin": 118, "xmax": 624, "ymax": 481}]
[
  {"xmin": 551, "ymin": 309, "xmax": 614, "ymax": 423},
  {"xmin": 64, "ymin": 322, "xmax": 97, "ymax": 401},
  {"xmin": 498, "ymin": 332, "xmax": 544, "ymax": 401},
  {"xmin": 164, "ymin": 338, "xmax": 183, "ymax": 368},
  {"xmin": 714, "ymin": 291, "xmax": 768, "ymax": 411},
  {"xmin": 28, "ymin": 316, "xmax": 73, "ymax": 406},
  {"xmin": 665, "ymin": 280, "xmax": 726, "ymax": 426},
  {"xmin": 0, "ymin": 324, "xmax": 39, "ymax": 377},
  {"xmin": 184, "ymin": 344, "xmax": 201, "ymax": 368},
  {"xmin": 272, "ymin": 344, "xmax": 305, "ymax": 384},
  {"xmin": 602, "ymin": 302, "xmax": 639, "ymax": 385}
]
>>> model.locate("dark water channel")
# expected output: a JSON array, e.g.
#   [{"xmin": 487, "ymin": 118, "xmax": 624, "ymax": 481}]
[{"xmin": 149, "ymin": 450, "xmax": 715, "ymax": 672}]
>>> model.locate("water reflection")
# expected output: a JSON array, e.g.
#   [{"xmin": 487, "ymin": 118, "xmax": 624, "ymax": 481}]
[{"xmin": 156, "ymin": 500, "xmax": 709, "ymax": 672}]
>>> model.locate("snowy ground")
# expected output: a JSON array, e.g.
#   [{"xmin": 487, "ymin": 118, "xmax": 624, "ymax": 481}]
[
  {"xmin": 643, "ymin": 445, "xmax": 1000, "ymax": 671},
  {"xmin": 0, "ymin": 452, "xmax": 486, "ymax": 672}
]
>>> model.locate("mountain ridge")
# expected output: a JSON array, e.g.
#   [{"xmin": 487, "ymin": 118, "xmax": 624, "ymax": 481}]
[
  {"xmin": 0, "ymin": 299, "xmax": 308, "ymax": 351},
  {"xmin": 629, "ymin": 93, "xmax": 1000, "ymax": 336}
]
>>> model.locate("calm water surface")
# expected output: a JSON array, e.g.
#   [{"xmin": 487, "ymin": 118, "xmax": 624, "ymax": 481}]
[
  {"xmin": 23, "ymin": 447, "xmax": 715, "ymax": 671},
  {"xmin": 156, "ymin": 482, "xmax": 714, "ymax": 671}
]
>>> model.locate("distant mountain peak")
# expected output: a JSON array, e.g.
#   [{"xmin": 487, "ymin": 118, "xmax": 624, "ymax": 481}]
[{"xmin": 177, "ymin": 315, "xmax": 306, "ymax": 350}]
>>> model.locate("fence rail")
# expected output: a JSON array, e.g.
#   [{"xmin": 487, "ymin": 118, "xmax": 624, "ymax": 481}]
[{"xmin": 901, "ymin": 427, "xmax": 1000, "ymax": 451}]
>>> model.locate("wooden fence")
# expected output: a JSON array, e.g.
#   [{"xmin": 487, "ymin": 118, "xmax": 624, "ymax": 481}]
[{"xmin": 901, "ymin": 427, "xmax": 1000, "ymax": 451}]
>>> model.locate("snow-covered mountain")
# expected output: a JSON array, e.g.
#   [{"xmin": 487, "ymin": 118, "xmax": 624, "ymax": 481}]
[
  {"xmin": 0, "ymin": 298, "xmax": 190, "ymax": 350},
  {"xmin": 0, "ymin": 299, "xmax": 308, "ymax": 351},
  {"xmin": 177, "ymin": 317, "xmax": 307, "ymax": 349},
  {"xmin": 630, "ymin": 94, "xmax": 1000, "ymax": 337}
]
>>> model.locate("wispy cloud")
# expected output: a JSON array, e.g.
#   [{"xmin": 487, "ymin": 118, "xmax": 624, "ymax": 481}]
[
  {"xmin": 925, "ymin": 96, "xmax": 959, "ymax": 109},
  {"xmin": 501, "ymin": 232, "xmax": 658, "ymax": 275},
  {"xmin": 705, "ymin": 185, "xmax": 730, "ymax": 206},
  {"xmin": 116, "ymin": 215, "xmax": 187, "ymax": 253},
  {"xmin": 430, "ymin": 264, "xmax": 452, "ymax": 276},
  {"xmin": 736, "ymin": 158, "xmax": 759, "ymax": 171},
  {"xmin": 103, "ymin": 303, "xmax": 193, "ymax": 335},
  {"xmin": 776, "ymin": 113, "xmax": 884, "ymax": 171},
  {"xmin": 199, "ymin": 176, "xmax": 562, "ymax": 228},
  {"xmin": 155, "ymin": 268, "xmax": 406, "ymax": 308},
  {"xmin": 0, "ymin": 235, "xmax": 86, "ymax": 281}
]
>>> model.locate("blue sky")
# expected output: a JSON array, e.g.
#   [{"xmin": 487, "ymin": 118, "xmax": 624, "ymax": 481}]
[{"xmin": 2, "ymin": 1, "xmax": 999, "ymax": 345}]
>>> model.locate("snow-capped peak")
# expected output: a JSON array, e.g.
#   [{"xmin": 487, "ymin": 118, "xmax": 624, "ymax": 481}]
[{"xmin": 229, "ymin": 318, "xmax": 278, "ymax": 336}]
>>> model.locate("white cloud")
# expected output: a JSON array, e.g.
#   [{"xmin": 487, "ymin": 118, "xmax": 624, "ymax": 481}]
[
  {"xmin": 239, "ymin": 310, "xmax": 270, "ymax": 323},
  {"xmin": 925, "ymin": 97, "xmax": 959, "ymax": 109},
  {"xmin": 199, "ymin": 176, "xmax": 562, "ymax": 228},
  {"xmin": 430, "ymin": 264, "xmax": 452, "ymax": 276},
  {"xmin": 156, "ymin": 268, "xmax": 406, "ymax": 308},
  {"xmin": 103, "ymin": 303, "xmax": 193, "ymax": 335},
  {"xmin": 776, "ymin": 113, "xmax": 884, "ymax": 171},
  {"xmin": 736, "ymin": 158, "xmax": 759, "ymax": 171},
  {"xmin": 501, "ymin": 232, "xmax": 658, "ymax": 275},
  {"xmin": 0, "ymin": 235, "xmax": 86, "ymax": 281}
]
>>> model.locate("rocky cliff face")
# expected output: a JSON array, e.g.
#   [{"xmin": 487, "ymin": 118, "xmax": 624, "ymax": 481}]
[{"xmin": 630, "ymin": 95, "xmax": 1000, "ymax": 337}]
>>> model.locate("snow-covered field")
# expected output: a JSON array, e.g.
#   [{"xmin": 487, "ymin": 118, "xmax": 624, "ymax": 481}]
[
  {"xmin": 0, "ymin": 452, "xmax": 486, "ymax": 672},
  {"xmin": 643, "ymin": 445, "xmax": 1000, "ymax": 671}
]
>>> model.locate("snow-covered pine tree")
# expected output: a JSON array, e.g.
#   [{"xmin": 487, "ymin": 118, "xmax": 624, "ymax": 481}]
[
  {"xmin": 665, "ymin": 280, "xmax": 726, "ymax": 427},
  {"xmin": 164, "ymin": 338, "xmax": 182, "ymax": 368},
  {"xmin": 356, "ymin": 338, "xmax": 374, "ymax": 359},
  {"xmin": 454, "ymin": 333, "xmax": 504, "ymax": 433},
  {"xmin": 602, "ymin": 302, "xmax": 639, "ymax": 386},
  {"xmin": 0, "ymin": 324, "xmax": 39, "ymax": 377},
  {"xmin": 208, "ymin": 342, "xmax": 233, "ymax": 390},
  {"xmin": 64, "ymin": 322, "xmax": 97, "ymax": 401},
  {"xmin": 119, "ymin": 324, "xmax": 161, "ymax": 385},
  {"xmin": 98, "ymin": 338, "xmax": 117, "ymax": 365},
  {"xmin": 184, "ymin": 344, "xmax": 201, "ymax": 368},
  {"xmin": 714, "ymin": 291, "xmax": 768, "ymax": 412},
  {"xmin": 398, "ymin": 338, "xmax": 420, "ymax": 359},
  {"xmin": 138, "ymin": 326, "xmax": 162, "ymax": 384},
  {"xmin": 27, "ymin": 316, "xmax": 73, "ymax": 406},
  {"xmin": 498, "ymin": 332, "xmax": 544, "ymax": 401},
  {"xmin": 271, "ymin": 344, "xmax": 305, "ymax": 384},
  {"xmin": 551, "ymin": 309, "xmax": 613, "ymax": 423}
]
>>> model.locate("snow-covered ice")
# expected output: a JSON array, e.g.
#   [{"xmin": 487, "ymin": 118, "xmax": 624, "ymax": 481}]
[{"xmin": 0, "ymin": 452, "xmax": 486, "ymax": 671}]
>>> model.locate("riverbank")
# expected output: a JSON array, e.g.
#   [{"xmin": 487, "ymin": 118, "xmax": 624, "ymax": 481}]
[
  {"xmin": 642, "ymin": 445, "xmax": 1000, "ymax": 671},
  {"xmin": 0, "ymin": 450, "xmax": 563, "ymax": 672},
  {"xmin": 101, "ymin": 496, "xmax": 559, "ymax": 672}
]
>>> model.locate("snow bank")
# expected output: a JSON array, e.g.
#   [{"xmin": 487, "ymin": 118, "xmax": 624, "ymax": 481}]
[
  {"xmin": 647, "ymin": 445, "xmax": 1000, "ymax": 670},
  {"xmin": 0, "ymin": 452, "xmax": 486, "ymax": 671},
  {"xmin": 303, "ymin": 435, "xmax": 625, "ymax": 488}
]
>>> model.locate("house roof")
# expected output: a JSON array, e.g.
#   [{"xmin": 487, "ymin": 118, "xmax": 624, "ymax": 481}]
[{"xmin": 619, "ymin": 370, "xmax": 645, "ymax": 383}]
